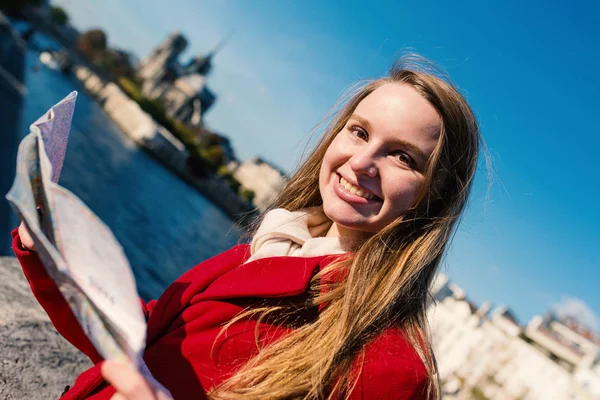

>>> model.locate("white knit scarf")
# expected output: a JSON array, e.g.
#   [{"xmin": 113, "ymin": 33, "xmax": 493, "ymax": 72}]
[{"xmin": 245, "ymin": 207, "xmax": 353, "ymax": 263}]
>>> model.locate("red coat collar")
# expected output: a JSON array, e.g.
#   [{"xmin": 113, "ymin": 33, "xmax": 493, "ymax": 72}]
[
  {"xmin": 146, "ymin": 245, "xmax": 347, "ymax": 345},
  {"xmin": 194, "ymin": 246, "xmax": 345, "ymax": 301}
]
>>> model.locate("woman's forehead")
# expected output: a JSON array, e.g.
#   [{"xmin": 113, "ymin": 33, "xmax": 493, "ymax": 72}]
[{"xmin": 352, "ymin": 83, "xmax": 441, "ymax": 153}]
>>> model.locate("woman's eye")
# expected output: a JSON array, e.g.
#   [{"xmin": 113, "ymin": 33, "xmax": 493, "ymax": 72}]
[
  {"xmin": 349, "ymin": 126, "xmax": 368, "ymax": 141},
  {"xmin": 394, "ymin": 152, "xmax": 416, "ymax": 169}
]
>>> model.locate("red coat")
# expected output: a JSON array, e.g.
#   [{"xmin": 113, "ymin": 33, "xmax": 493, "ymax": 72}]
[{"xmin": 11, "ymin": 229, "xmax": 429, "ymax": 399}]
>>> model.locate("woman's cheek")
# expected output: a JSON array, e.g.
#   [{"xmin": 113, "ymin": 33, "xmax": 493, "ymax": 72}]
[{"xmin": 387, "ymin": 175, "xmax": 423, "ymax": 206}]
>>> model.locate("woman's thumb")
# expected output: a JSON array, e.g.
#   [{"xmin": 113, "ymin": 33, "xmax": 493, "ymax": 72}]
[{"xmin": 18, "ymin": 221, "xmax": 36, "ymax": 251}]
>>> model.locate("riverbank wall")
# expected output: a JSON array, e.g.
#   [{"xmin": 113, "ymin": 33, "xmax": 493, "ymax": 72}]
[
  {"xmin": 0, "ymin": 256, "xmax": 91, "ymax": 399},
  {"xmin": 71, "ymin": 65, "xmax": 256, "ymax": 223},
  {"xmin": 1, "ymin": 25, "xmax": 88, "ymax": 398},
  {"xmin": 0, "ymin": 13, "xmax": 28, "ymax": 255}
]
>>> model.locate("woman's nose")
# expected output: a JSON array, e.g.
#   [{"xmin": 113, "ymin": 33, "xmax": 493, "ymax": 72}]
[{"xmin": 348, "ymin": 148, "xmax": 378, "ymax": 178}]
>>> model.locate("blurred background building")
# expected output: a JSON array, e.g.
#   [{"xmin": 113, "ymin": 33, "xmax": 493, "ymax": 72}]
[
  {"xmin": 429, "ymin": 275, "xmax": 600, "ymax": 399},
  {"xmin": 137, "ymin": 32, "xmax": 217, "ymax": 128},
  {"xmin": 229, "ymin": 157, "xmax": 287, "ymax": 212}
]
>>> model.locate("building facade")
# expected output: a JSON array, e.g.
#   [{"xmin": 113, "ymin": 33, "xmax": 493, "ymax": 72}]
[
  {"xmin": 137, "ymin": 32, "xmax": 217, "ymax": 128},
  {"xmin": 230, "ymin": 157, "xmax": 287, "ymax": 211},
  {"xmin": 428, "ymin": 275, "xmax": 600, "ymax": 399}
]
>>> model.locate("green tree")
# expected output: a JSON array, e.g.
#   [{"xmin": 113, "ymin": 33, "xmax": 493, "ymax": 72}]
[
  {"xmin": 216, "ymin": 165, "xmax": 231, "ymax": 177},
  {"xmin": 202, "ymin": 145, "xmax": 225, "ymax": 167},
  {"xmin": 101, "ymin": 49, "xmax": 135, "ymax": 78},
  {"xmin": 49, "ymin": 5, "xmax": 68, "ymax": 26},
  {"xmin": 238, "ymin": 187, "xmax": 255, "ymax": 204},
  {"xmin": 470, "ymin": 386, "xmax": 490, "ymax": 400},
  {"xmin": 227, "ymin": 177, "xmax": 240, "ymax": 192},
  {"xmin": 199, "ymin": 131, "xmax": 223, "ymax": 148},
  {"xmin": 76, "ymin": 29, "xmax": 107, "ymax": 61}
]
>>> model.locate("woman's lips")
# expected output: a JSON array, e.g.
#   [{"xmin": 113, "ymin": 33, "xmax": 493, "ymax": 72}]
[{"xmin": 333, "ymin": 173, "xmax": 382, "ymax": 205}]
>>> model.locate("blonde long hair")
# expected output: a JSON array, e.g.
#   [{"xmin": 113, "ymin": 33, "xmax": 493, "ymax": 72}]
[{"xmin": 210, "ymin": 55, "xmax": 480, "ymax": 400}]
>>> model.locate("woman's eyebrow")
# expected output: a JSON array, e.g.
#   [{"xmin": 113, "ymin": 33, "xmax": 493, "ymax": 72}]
[
  {"xmin": 350, "ymin": 114, "xmax": 428, "ymax": 162},
  {"xmin": 394, "ymin": 138, "xmax": 429, "ymax": 163},
  {"xmin": 349, "ymin": 114, "xmax": 372, "ymax": 131}
]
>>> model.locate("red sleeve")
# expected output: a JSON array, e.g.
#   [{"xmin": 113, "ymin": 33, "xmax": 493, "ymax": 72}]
[
  {"xmin": 348, "ymin": 330, "xmax": 432, "ymax": 400},
  {"xmin": 350, "ymin": 364, "xmax": 430, "ymax": 400},
  {"xmin": 141, "ymin": 299, "xmax": 158, "ymax": 321},
  {"xmin": 11, "ymin": 228, "xmax": 153, "ymax": 364}
]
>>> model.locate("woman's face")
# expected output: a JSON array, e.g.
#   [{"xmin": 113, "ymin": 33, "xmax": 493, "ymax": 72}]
[{"xmin": 319, "ymin": 83, "xmax": 441, "ymax": 239}]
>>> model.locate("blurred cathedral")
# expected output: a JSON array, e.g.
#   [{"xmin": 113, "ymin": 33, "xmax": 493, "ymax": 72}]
[{"xmin": 137, "ymin": 32, "xmax": 220, "ymax": 128}]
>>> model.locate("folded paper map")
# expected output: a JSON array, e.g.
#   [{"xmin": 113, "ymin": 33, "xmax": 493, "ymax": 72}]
[{"xmin": 6, "ymin": 91, "xmax": 168, "ymax": 395}]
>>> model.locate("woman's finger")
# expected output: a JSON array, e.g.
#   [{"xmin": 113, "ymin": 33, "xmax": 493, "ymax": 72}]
[
  {"xmin": 18, "ymin": 222, "xmax": 35, "ymax": 251},
  {"xmin": 101, "ymin": 360, "xmax": 158, "ymax": 400}
]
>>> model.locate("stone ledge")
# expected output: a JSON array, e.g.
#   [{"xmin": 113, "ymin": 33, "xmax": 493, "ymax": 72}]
[{"xmin": 0, "ymin": 257, "xmax": 91, "ymax": 399}]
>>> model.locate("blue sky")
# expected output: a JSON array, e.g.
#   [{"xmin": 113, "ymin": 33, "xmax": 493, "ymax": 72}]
[{"xmin": 57, "ymin": 0, "xmax": 599, "ymax": 329}]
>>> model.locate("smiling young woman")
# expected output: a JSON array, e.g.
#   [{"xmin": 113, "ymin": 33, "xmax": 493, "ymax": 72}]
[
  {"xmin": 214, "ymin": 63, "xmax": 480, "ymax": 400},
  {"xmin": 14, "ymin": 54, "xmax": 479, "ymax": 400},
  {"xmin": 319, "ymin": 82, "xmax": 442, "ymax": 237}
]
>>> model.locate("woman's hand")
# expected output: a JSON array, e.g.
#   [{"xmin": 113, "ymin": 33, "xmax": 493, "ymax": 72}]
[
  {"xmin": 18, "ymin": 221, "xmax": 36, "ymax": 251},
  {"xmin": 101, "ymin": 360, "xmax": 172, "ymax": 400}
]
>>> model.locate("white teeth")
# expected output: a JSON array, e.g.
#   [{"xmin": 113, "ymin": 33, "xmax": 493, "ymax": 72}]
[{"xmin": 339, "ymin": 176, "xmax": 375, "ymax": 200}]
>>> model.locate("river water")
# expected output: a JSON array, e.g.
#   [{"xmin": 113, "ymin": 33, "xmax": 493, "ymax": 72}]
[{"xmin": 1, "ymin": 35, "xmax": 241, "ymax": 301}]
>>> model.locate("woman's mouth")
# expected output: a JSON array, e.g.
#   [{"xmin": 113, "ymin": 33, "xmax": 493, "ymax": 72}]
[
  {"xmin": 333, "ymin": 173, "xmax": 382, "ymax": 204},
  {"xmin": 339, "ymin": 176, "xmax": 377, "ymax": 200}
]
